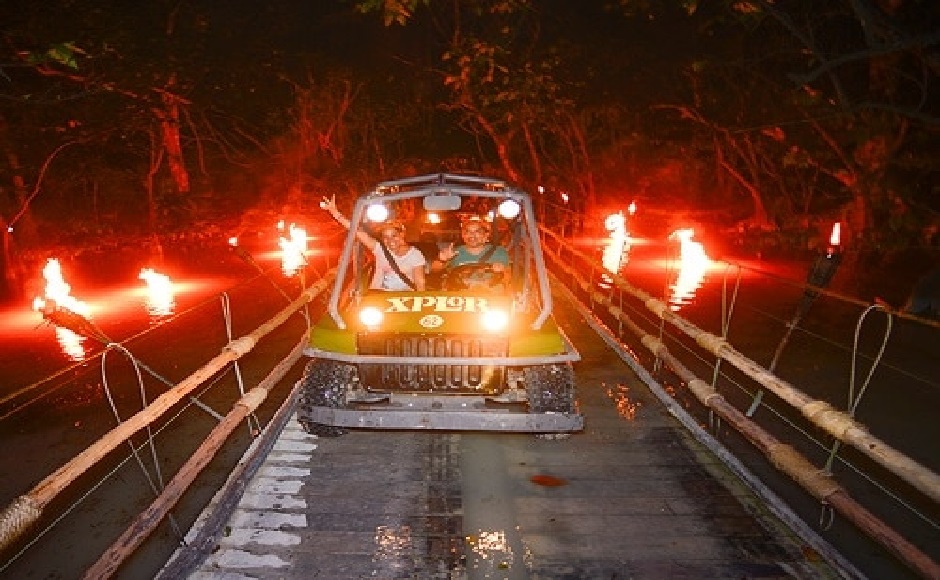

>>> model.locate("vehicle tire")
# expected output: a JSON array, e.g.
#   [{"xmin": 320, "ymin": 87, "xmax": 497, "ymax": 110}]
[
  {"xmin": 524, "ymin": 363, "xmax": 576, "ymax": 414},
  {"xmin": 297, "ymin": 359, "xmax": 356, "ymax": 437}
]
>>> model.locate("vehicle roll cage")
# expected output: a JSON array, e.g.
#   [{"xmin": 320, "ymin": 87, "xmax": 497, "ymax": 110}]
[{"xmin": 326, "ymin": 173, "xmax": 554, "ymax": 330}]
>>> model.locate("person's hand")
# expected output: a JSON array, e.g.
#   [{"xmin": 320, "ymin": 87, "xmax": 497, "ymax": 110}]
[
  {"xmin": 490, "ymin": 262, "xmax": 506, "ymax": 273},
  {"xmin": 438, "ymin": 242, "xmax": 456, "ymax": 262},
  {"xmin": 320, "ymin": 195, "xmax": 337, "ymax": 213}
]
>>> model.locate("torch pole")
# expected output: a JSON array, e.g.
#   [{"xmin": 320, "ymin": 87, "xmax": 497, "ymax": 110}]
[
  {"xmin": 40, "ymin": 303, "xmax": 225, "ymax": 420},
  {"xmin": 229, "ymin": 243, "xmax": 297, "ymax": 304},
  {"xmin": 746, "ymin": 231, "xmax": 843, "ymax": 417}
]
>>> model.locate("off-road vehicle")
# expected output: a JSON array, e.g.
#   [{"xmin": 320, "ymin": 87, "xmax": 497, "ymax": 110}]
[{"xmin": 297, "ymin": 173, "xmax": 583, "ymax": 435}]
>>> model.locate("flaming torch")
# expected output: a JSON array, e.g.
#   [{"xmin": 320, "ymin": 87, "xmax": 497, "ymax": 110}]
[
  {"xmin": 601, "ymin": 212, "xmax": 630, "ymax": 277},
  {"xmin": 796, "ymin": 221, "xmax": 843, "ymax": 318},
  {"xmin": 747, "ymin": 222, "xmax": 843, "ymax": 416},
  {"xmin": 33, "ymin": 259, "xmax": 111, "ymax": 354},
  {"xmin": 278, "ymin": 223, "xmax": 308, "ymax": 277},
  {"xmin": 227, "ymin": 234, "xmax": 296, "ymax": 304},
  {"xmin": 139, "ymin": 268, "xmax": 175, "ymax": 317},
  {"xmin": 228, "ymin": 236, "xmax": 262, "ymax": 269},
  {"xmin": 668, "ymin": 228, "xmax": 712, "ymax": 311}
]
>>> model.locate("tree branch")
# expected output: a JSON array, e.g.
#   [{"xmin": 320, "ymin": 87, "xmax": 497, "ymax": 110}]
[
  {"xmin": 8, "ymin": 140, "xmax": 85, "ymax": 228},
  {"xmin": 787, "ymin": 30, "xmax": 940, "ymax": 87}
]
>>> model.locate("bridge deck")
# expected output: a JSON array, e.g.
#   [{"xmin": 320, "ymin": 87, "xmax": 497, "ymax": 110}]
[{"xmin": 165, "ymin": 292, "xmax": 844, "ymax": 579}]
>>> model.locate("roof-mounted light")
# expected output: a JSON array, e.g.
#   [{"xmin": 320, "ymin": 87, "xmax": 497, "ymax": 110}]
[
  {"xmin": 366, "ymin": 204, "xmax": 389, "ymax": 222},
  {"xmin": 497, "ymin": 199, "xmax": 521, "ymax": 219}
]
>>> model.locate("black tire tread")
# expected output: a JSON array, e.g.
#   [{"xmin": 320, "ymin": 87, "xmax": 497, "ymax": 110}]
[
  {"xmin": 524, "ymin": 363, "xmax": 576, "ymax": 414},
  {"xmin": 297, "ymin": 359, "xmax": 356, "ymax": 437}
]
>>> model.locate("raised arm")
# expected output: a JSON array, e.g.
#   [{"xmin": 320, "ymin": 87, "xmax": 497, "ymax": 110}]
[{"xmin": 321, "ymin": 195, "xmax": 375, "ymax": 247}]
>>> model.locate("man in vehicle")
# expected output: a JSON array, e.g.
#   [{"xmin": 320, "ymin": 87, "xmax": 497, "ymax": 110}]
[{"xmin": 429, "ymin": 215, "xmax": 509, "ymax": 290}]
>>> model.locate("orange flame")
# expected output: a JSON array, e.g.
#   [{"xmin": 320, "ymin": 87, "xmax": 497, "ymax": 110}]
[
  {"xmin": 278, "ymin": 223, "xmax": 308, "ymax": 276},
  {"xmin": 604, "ymin": 212, "xmax": 626, "ymax": 233},
  {"xmin": 601, "ymin": 212, "xmax": 631, "ymax": 278},
  {"xmin": 33, "ymin": 258, "xmax": 90, "ymax": 317},
  {"xmin": 668, "ymin": 229, "xmax": 711, "ymax": 311},
  {"xmin": 829, "ymin": 222, "xmax": 841, "ymax": 246},
  {"xmin": 139, "ymin": 268, "xmax": 175, "ymax": 317},
  {"xmin": 33, "ymin": 258, "xmax": 91, "ymax": 361}
]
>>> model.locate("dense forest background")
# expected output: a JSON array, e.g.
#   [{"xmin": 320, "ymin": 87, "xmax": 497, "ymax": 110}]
[{"xmin": 2, "ymin": 0, "xmax": 938, "ymax": 299}]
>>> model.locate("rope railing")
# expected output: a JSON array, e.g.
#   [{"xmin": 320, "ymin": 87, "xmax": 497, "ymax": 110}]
[
  {"xmin": 540, "ymin": 226, "xmax": 940, "ymax": 503},
  {"xmin": 540, "ymin": 227, "xmax": 940, "ymax": 578},
  {"xmin": 4, "ymin": 205, "xmax": 935, "ymax": 576},
  {"xmin": 0, "ymin": 266, "xmax": 283, "ymax": 422},
  {"xmin": 84, "ymin": 334, "xmax": 310, "ymax": 579},
  {"xmin": 0, "ymin": 269, "xmax": 336, "ymax": 556}
]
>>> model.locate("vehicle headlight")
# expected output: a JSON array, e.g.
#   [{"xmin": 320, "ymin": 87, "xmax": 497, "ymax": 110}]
[
  {"xmin": 359, "ymin": 306, "xmax": 384, "ymax": 328},
  {"xmin": 480, "ymin": 309, "xmax": 509, "ymax": 332}
]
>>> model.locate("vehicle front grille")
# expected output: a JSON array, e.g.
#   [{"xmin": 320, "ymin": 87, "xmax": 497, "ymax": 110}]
[{"xmin": 357, "ymin": 334, "xmax": 508, "ymax": 392}]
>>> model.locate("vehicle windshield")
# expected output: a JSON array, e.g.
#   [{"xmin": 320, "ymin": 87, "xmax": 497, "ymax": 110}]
[{"xmin": 326, "ymin": 173, "xmax": 553, "ymax": 330}]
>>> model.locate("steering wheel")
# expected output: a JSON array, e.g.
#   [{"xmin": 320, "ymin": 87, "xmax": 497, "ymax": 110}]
[{"xmin": 443, "ymin": 263, "xmax": 497, "ymax": 291}]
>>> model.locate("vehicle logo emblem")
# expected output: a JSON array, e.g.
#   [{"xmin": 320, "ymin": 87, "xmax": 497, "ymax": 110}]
[{"xmin": 419, "ymin": 314, "xmax": 444, "ymax": 328}]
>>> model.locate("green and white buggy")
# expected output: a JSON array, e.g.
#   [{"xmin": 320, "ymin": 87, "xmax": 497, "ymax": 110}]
[{"xmin": 297, "ymin": 173, "xmax": 583, "ymax": 435}]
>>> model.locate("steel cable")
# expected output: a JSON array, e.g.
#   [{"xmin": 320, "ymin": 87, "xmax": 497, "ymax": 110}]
[{"xmin": 101, "ymin": 343, "xmax": 185, "ymax": 541}]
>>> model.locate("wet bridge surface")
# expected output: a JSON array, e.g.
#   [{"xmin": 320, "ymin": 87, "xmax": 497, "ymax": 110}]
[{"xmin": 164, "ymin": 290, "xmax": 842, "ymax": 579}]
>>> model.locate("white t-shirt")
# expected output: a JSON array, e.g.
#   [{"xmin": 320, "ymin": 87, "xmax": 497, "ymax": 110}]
[{"xmin": 370, "ymin": 241, "xmax": 426, "ymax": 290}]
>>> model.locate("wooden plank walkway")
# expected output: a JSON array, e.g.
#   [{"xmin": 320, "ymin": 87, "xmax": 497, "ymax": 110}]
[{"xmin": 162, "ymin": 291, "xmax": 850, "ymax": 579}]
